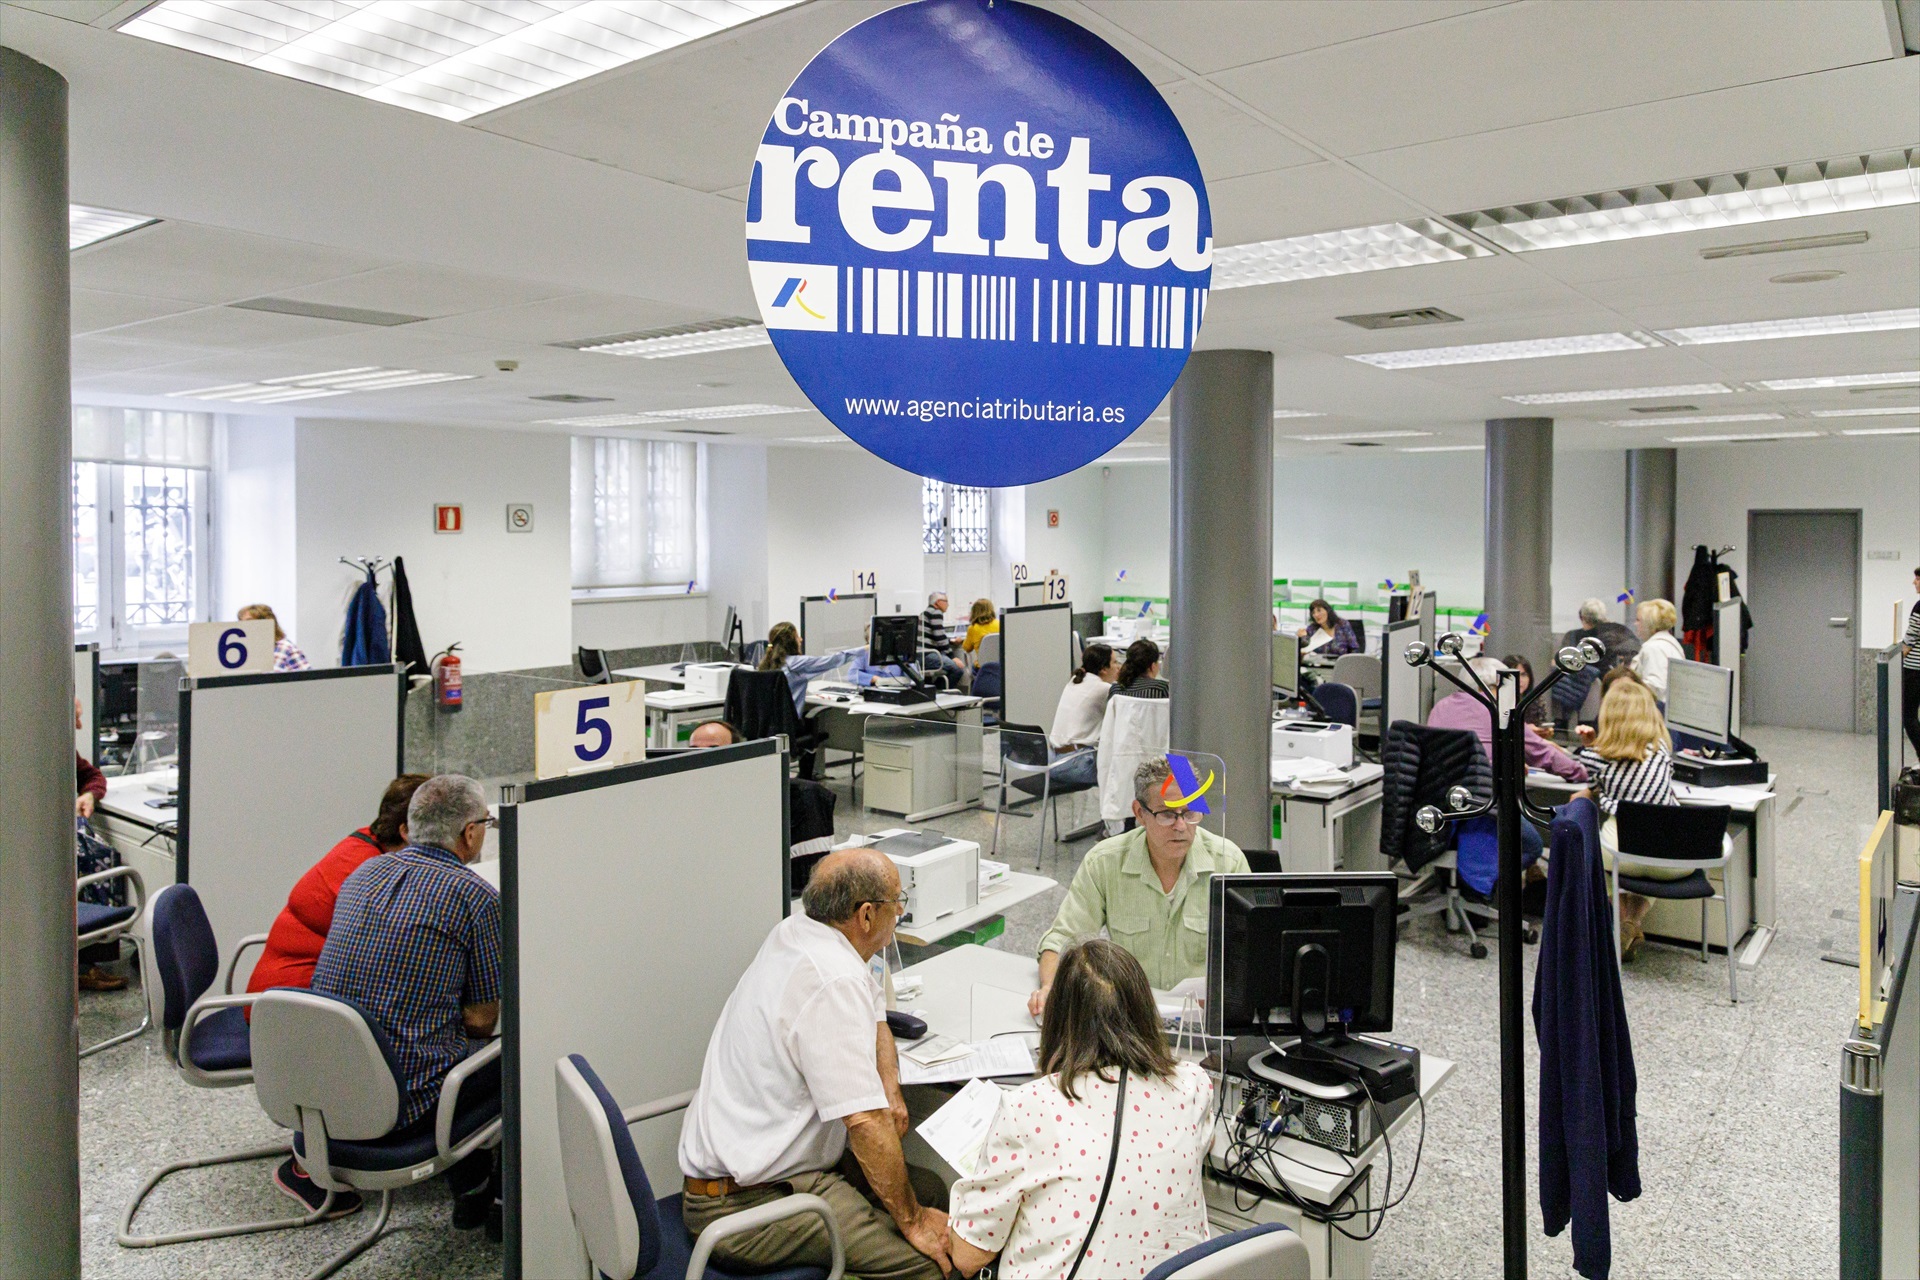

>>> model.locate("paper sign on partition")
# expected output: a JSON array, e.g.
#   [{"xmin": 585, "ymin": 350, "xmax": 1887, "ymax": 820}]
[
  {"xmin": 186, "ymin": 619, "xmax": 276, "ymax": 678},
  {"xmin": 534, "ymin": 681, "xmax": 647, "ymax": 780}
]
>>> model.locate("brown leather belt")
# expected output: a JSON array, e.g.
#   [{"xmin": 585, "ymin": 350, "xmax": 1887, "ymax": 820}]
[{"xmin": 684, "ymin": 1176, "xmax": 770, "ymax": 1198}]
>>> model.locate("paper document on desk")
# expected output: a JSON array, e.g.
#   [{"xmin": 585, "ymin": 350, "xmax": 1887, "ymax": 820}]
[
  {"xmin": 969, "ymin": 984, "xmax": 1037, "ymax": 1042},
  {"xmin": 901, "ymin": 1034, "xmax": 971, "ymax": 1067},
  {"xmin": 1674, "ymin": 781, "xmax": 1772, "ymax": 805},
  {"xmin": 897, "ymin": 1038, "xmax": 1035, "ymax": 1085},
  {"xmin": 916, "ymin": 1079, "xmax": 1003, "ymax": 1177}
]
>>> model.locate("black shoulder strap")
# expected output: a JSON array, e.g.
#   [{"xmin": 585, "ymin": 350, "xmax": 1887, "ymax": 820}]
[
  {"xmin": 1066, "ymin": 1068, "xmax": 1128, "ymax": 1280},
  {"xmin": 347, "ymin": 828, "xmax": 383, "ymax": 851}
]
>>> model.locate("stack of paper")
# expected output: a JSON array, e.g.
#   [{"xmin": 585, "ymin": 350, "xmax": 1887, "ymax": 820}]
[
  {"xmin": 916, "ymin": 1079, "xmax": 1004, "ymax": 1178},
  {"xmin": 897, "ymin": 1038, "xmax": 1035, "ymax": 1085}
]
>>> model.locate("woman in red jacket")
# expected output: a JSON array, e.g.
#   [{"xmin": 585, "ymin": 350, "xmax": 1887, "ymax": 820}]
[{"xmin": 247, "ymin": 773, "xmax": 428, "ymax": 997}]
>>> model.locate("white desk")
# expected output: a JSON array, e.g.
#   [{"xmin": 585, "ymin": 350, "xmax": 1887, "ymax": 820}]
[
  {"xmin": 894, "ymin": 871, "xmax": 1056, "ymax": 947},
  {"xmin": 810, "ymin": 691, "xmax": 987, "ymax": 821},
  {"xmin": 807, "ymin": 687, "xmax": 985, "ymax": 719},
  {"xmin": 613, "ymin": 663, "xmax": 688, "ymax": 687},
  {"xmin": 93, "ymin": 768, "xmax": 179, "ymax": 893},
  {"xmin": 896, "ymin": 945, "xmax": 1454, "ymax": 1280},
  {"xmin": 1526, "ymin": 770, "xmax": 1778, "ymax": 967},
  {"xmin": 1271, "ymin": 767, "xmax": 1385, "ymax": 875},
  {"xmin": 645, "ymin": 688, "xmax": 725, "ymax": 748}
]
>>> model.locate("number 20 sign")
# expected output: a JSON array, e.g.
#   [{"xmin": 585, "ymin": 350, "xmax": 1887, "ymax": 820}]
[
  {"xmin": 534, "ymin": 681, "xmax": 646, "ymax": 780},
  {"xmin": 186, "ymin": 619, "xmax": 276, "ymax": 678}
]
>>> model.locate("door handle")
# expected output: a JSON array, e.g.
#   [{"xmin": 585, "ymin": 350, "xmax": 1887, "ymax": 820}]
[{"xmin": 1827, "ymin": 617, "xmax": 1851, "ymax": 627}]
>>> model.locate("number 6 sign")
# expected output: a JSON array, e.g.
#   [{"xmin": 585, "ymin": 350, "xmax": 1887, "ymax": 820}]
[
  {"xmin": 187, "ymin": 619, "xmax": 276, "ymax": 678},
  {"xmin": 534, "ymin": 681, "xmax": 646, "ymax": 779}
]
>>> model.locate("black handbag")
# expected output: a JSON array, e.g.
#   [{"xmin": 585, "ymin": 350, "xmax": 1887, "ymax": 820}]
[{"xmin": 1065, "ymin": 1068, "xmax": 1128, "ymax": 1280}]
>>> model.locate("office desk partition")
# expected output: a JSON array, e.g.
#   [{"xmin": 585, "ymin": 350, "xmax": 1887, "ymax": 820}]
[
  {"xmin": 178, "ymin": 665, "xmax": 405, "ymax": 985},
  {"xmin": 499, "ymin": 740, "xmax": 788, "ymax": 1280}
]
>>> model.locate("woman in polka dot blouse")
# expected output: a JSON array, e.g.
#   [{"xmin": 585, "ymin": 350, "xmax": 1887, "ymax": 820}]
[{"xmin": 947, "ymin": 940, "xmax": 1213, "ymax": 1279}]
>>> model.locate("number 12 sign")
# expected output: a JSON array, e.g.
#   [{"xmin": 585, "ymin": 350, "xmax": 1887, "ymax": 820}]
[
  {"xmin": 534, "ymin": 681, "xmax": 646, "ymax": 780},
  {"xmin": 186, "ymin": 619, "xmax": 276, "ymax": 678}
]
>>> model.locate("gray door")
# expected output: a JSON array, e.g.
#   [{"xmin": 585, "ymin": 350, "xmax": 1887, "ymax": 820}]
[{"xmin": 1745, "ymin": 510, "xmax": 1859, "ymax": 731}]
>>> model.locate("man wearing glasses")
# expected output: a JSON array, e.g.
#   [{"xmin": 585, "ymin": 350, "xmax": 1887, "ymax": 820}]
[
  {"xmin": 1028, "ymin": 756, "xmax": 1249, "ymax": 1018},
  {"xmin": 681, "ymin": 846, "xmax": 952, "ymax": 1280},
  {"xmin": 311, "ymin": 773, "xmax": 503, "ymax": 1233}
]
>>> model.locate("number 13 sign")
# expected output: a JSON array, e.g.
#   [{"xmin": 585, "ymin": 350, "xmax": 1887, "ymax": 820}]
[{"xmin": 534, "ymin": 681, "xmax": 646, "ymax": 779}]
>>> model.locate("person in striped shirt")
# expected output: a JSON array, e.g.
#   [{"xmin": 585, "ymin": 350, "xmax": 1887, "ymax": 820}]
[
  {"xmin": 1574, "ymin": 677, "xmax": 1681, "ymax": 960},
  {"xmin": 1902, "ymin": 567, "xmax": 1919, "ymax": 756}
]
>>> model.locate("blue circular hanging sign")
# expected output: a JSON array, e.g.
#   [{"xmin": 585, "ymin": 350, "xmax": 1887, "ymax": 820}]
[{"xmin": 746, "ymin": 0, "xmax": 1211, "ymax": 487}]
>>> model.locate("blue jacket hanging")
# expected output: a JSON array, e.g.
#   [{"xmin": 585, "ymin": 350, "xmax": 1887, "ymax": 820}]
[
  {"xmin": 1533, "ymin": 796, "xmax": 1640, "ymax": 1279},
  {"xmin": 341, "ymin": 570, "xmax": 391, "ymax": 667}
]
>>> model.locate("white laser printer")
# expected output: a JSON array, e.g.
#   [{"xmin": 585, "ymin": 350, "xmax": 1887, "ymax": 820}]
[
  {"xmin": 1271, "ymin": 720, "xmax": 1354, "ymax": 768},
  {"xmin": 869, "ymin": 830, "xmax": 980, "ymax": 926},
  {"xmin": 680, "ymin": 662, "xmax": 741, "ymax": 700}
]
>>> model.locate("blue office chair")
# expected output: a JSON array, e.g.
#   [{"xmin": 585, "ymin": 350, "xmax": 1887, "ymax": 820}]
[
  {"xmin": 970, "ymin": 661, "xmax": 1003, "ymax": 724},
  {"xmin": 252, "ymin": 988, "xmax": 504, "ymax": 1279},
  {"xmin": 1312, "ymin": 681, "xmax": 1359, "ymax": 730},
  {"xmin": 77, "ymin": 861, "xmax": 148, "ymax": 1057},
  {"xmin": 1143, "ymin": 1223, "xmax": 1310, "ymax": 1279},
  {"xmin": 554, "ymin": 1055, "xmax": 844, "ymax": 1280}
]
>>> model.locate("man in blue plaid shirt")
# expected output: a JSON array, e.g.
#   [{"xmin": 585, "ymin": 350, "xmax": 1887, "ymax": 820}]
[{"xmin": 311, "ymin": 773, "xmax": 502, "ymax": 1232}]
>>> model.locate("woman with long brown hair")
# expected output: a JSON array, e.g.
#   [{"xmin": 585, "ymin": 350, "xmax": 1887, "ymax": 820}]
[{"xmin": 946, "ymin": 940, "xmax": 1212, "ymax": 1278}]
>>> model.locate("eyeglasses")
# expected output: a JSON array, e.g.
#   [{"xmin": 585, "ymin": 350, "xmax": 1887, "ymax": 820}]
[
  {"xmin": 465, "ymin": 816, "xmax": 498, "ymax": 831},
  {"xmin": 1140, "ymin": 806, "xmax": 1203, "ymax": 828},
  {"xmin": 862, "ymin": 894, "xmax": 910, "ymax": 910}
]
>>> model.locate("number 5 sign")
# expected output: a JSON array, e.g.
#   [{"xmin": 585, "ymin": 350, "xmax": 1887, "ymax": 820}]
[
  {"xmin": 534, "ymin": 681, "xmax": 646, "ymax": 779},
  {"xmin": 187, "ymin": 619, "xmax": 276, "ymax": 678}
]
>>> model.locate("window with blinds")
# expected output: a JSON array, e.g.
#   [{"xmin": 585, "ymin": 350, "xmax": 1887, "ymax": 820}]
[{"xmin": 570, "ymin": 437, "xmax": 704, "ymax": 591}]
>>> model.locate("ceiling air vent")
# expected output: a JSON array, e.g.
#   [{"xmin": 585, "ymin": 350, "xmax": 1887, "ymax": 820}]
[
  {"xmin": 230, "ymin": 297, "xmax": 427, "ymax": 326},
  {"xmin": 668, "ymin": 428, "xmax": 734, "ymax": 436},
  {"xmin": 1700, "ymin": 230, "xmax": 1868, "ymax": 260},
  {"xmin": 1629, "ymin": 404, "xmax": 1702, "ymax": 414},
  {"xmin": 1342, "ymin": 440, "xmax": 1385, "ymax": 447},
  {"xmin": 1336, "ymin": 307, "xmax": 1463, "ymax": 331},
  {"xmin": 530, "ymin": 393, "xmax": 613, "ymax": 403}
]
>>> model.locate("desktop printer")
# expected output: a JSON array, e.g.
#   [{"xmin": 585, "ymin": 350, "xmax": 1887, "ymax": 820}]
[
  {"xmin": 1672, "ymin": 734, "xmax": 1769, "ymax": 788},
  {"xmin": 1271, "ymin": 720, "xmax": 1354, "ymax": 768},
  {"xmin": 870, "ymin": 830, "xmax": 979, "ymax": 926},
  {"xmin": 681, "ymin": 662, "xmax": 740, "ymax": 700}
]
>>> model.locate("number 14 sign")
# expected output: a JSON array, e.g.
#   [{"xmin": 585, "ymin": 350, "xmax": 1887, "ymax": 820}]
[{"xmin": 534, "ymin": 681, "xmax": 646, "ymax": 779}]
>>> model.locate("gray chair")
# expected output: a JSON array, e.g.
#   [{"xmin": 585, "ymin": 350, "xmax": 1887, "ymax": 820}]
[
  {"xmin": 1328, "ymin": 653, "xmax": 1381, "ymax": 703},
  {"xmin": 554, "ymin": 1054, "xmax": 843, "ymax": 1280},
  {"xmin": 579, "ymin": 647, "xmax": 614, "ymax": 684},
  {"xmin": 1609, "ymin": 801, "xmax": 1738, "ymax": 1002},
  {"xmin": 1142, "ymin": 1222, "xmax": 1311, "ymax": 1279},
  {"xmin": 120, "ymin": 883, "xmax": 301, "ymax": 1250},
  {"xmin": 993, "ymin": 722, "xmax": 1095, "ymax": 868},
  {"xmin": 77, "ymin": 862, "xmax": 148, "ymax": 1057},
  {"xmin": 975, "ymin": 632, "xmax": 1002, "ymax": 666},
  {"xmin": 251, "ymin": 988, "xmax": 504, "ymax": 1280}
]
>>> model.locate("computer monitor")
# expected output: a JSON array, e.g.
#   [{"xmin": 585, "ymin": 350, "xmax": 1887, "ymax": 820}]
[
  {"xmin": 869, "ymin": 613, "xmax": 919, "ymax": 669},
  {"xmin": 1206, "ymin": 872, "xmax": 1397, "ymax": 1041},
  {"xmin": 100, "ymin": 662, "xmax": 139, "ymax": 721},
  {"xmin": 1271, "ymin": 631, "xmax": 1300, "ymax": 699},
  {"xmin": 1667, "ymin": 657, "xmax": 1734, "ymax": 748}
]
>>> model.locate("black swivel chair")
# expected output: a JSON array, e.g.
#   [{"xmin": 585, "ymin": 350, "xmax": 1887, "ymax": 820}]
[
  {"xmin": 578, "ymin": 647, "xmax": 613, "ymax": 685},
  {"xmin": 724, "ymin": 669, "xmax": 824, "ymax": 776},
  {"xmin": 1610, "ymin": 801, "xmax": 1738, "ymax": 1002},
  {"xmin": 1312, "ymin": 681, "xmax": 1360, "ymax": 731},
  {"xmin": 1350, "ymin": 618, "xmax": 1367, "ymax": 654}
]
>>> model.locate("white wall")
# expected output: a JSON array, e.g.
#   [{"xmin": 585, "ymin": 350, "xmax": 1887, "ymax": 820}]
[
  {"xmin": 293, "ymin": 419, "xmax": 572, "ymax": 673},
  {"xmin": 1101, "ymin": 463, "xmax": 1171, "ymax": 600},
  {"xmin": 765, "ymin": 446, "xmax": 924, "ymax": 629},
  {"xmin": 1677, "ymin": 435, "xmax": 1920, "ymax": 648},
  {"xmin": 706, "ymin": 444, "xmax": 769, "ymax": 640},
  {"xmin": 1024, "ymin": 468, "xmax": 1106, "ymax": 614},
  {"xmin": 214, "ymin": 414, "xmax": 297, "ymax": 636},
  {"xmin": 571, "ymin": 594, "xmax": 710, "ymax": 651}
]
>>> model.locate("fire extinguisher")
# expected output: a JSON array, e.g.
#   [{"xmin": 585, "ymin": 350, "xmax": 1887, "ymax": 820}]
[{"xmin": 431, "ymin": 644, "xmax": 463, "ymax": 711}]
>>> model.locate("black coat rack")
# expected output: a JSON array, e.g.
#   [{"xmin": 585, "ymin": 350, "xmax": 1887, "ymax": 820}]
[{"xmin": 1399, "ymin": 631, "xmax": 1606, "ymax": 1280}]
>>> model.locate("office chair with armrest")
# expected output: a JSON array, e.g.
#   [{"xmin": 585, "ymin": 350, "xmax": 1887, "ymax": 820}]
[
  {"xmin": 1610, "ymin": 801, "xmax": 1738, "ymax": 1002},
  {"xmin": 555, "ymin": 1055, "xmax": 844, "ymax": 1280},
  {"xmin": 993, "ymin": 723, "xmax": 1096, "ymax": 868},
  {"xmin": 1328, "ymin": 654, "xmax": 1381, "ymax": 709},
  {"xmin": 1096, "ymin": 695, "xmax": 1169, "ymax": 836},
  {"xmin": 970, "ymin": 661, "xmax": 1002, "ymax": 724},
  {"xmin": 252, "ymin": 988, "xmax": 503, "ymax": 1280},
  {"xmin": 579, "ymin": 647, "xmax": 613, "ymax": 685},
  {"xmin": 1312, "ymin": 681, "xmax": 1359, "ymax": 731},
  {"xmin": 120, "ymin": 883, "xmax": 312, "ymax": 1249},
  {"xmin": 1143, "ymin": 1223, "xmax": 1310, "ymax": 1280},
  {"xmin": 78, "ymin": 863, "xmax": 148, "ymax": 1056},
  {"xmin": 725, "ymin": 670, "xmax": 823, "ymax": 775}
]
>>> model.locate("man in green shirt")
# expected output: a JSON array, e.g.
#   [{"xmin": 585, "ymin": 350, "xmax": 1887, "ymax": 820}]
[{"xmin": 1027, "ymin": 756, "xmax": 1249, "ymax": 1017}]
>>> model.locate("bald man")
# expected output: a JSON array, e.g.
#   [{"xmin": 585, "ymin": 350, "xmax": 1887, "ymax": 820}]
[{"xmin": 679, "ymin": 849, "xmax": 950, "ymax": 1280}]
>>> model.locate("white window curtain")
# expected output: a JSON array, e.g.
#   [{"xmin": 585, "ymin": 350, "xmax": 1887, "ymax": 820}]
[
  {"xmin": 73, "ymin": 405, "xmax": 214, "ymax": 468},
  {"xmin": 571, "ymin": 437, "xmax": 702, "ymax": 590}
]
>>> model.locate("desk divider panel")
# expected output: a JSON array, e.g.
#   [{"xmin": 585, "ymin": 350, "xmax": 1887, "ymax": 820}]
[
  {"xmin": 801, "ymin": 592, "xmax": 877, "ymax": 655},
  {"xmin": 1000, "ymin": 602, "xmax": 1073, "ymax": 731},
  {"xmin": 74, "ymin": 642, "xmax": 98, "ymax": 762},
  {"xmin": 178, "ymin": 665, "xmax": 404, "ymax": 970},
  {"xmin": 1381, "ymin": 619, "xmax": 1423, "ymax": 733},
  {"xmin": 501, "ymin": 739, "xmax": 789, "ymax": 1280}
]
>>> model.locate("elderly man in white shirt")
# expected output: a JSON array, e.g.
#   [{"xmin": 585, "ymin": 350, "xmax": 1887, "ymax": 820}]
[{"xmin": 679, "ymin": 848, "xmax": 951, "ymax": 1280}]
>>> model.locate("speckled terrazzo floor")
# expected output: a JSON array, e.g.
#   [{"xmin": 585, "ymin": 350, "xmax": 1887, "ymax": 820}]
[{"xmin": 78, "ymin": 725, "xmax": 1866, "ymax": 1278}]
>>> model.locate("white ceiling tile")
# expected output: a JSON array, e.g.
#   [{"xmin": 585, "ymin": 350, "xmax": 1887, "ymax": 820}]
[
  {"xmin": 1160, "ymin": 82, "xmax": 1318, "ymax": 181},
  {"xmin": 415, "ymin": 293, "xmax": 724, "ymax": 344},
  {"xmin": 103, "ymin": 303, "xmax": 361, "ymax": 351},
  {"xmin": 1207, "ymin": 161, "xmax": 1425, "ymax": 245},
  {"xmin": 1212, "ymin": 0, "xmax": 1901, "ymax": 158},
  {"xmin": 1078, "ymin": 0, "xmax": 1511, "ymax": 77},
  {"xmin": 272, "ymin": 264, "xmax": 571, "ymax": 319},
  {"xmin": 68, "ymin": 221, "xmax": 392, "ymax": 305},
  {"xmin": 70, "ymin": 289, "xmax": 201, "ymax": 335}
]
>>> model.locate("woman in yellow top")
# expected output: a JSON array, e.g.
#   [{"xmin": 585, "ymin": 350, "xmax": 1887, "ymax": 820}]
[{"xmin": 960, "ymin": 598, "xmax": 1000, "ymax": 656}]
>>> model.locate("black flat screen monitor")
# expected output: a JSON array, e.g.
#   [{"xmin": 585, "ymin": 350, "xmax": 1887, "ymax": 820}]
[
  {"xmin": 869, "ymin": 613, "xmax": 919, "ymax": 669},
  {"xmin": 1206, "ymin": 873, "xmax": 1397, "ymax": 1040}
]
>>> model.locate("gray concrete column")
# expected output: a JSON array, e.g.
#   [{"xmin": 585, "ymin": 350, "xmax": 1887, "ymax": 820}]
[
  {"xmin": 1625, "ymin": 447, "xmax": 1677, "ymax": 605},
  {"xmin": 1169, "ymin": 351, "xmax": 1272, "ymax": 852},
  {"xmin": 0, "ymin": 46, "xmax": 81, "ymax": 1277},
  {"xmin": 1484, "ymin": 418, "xmax": 1555, "ymax": 675}
]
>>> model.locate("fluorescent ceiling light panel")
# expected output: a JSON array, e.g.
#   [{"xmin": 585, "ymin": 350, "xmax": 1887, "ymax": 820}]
[
  {"xmin": 784, "ymin": 435, "xmax": 847, "ymax": 444},
  {"xmin": 1289, "ymin": 431, "xmax": 1433, "ymax": 442},
  {"xmin": 579, "ymin": 324, "xmax": 772, "ymax": 359},
  {"xmin": 1400, "ymin": 444, "xmax": 1484, "ymax": 453},
  {"xmin": 1272, "ymin": 409, "xmax": 1323, "ymax": 419},
  {"xmin": 171, "ymin": 365, "xmax": 475, "ymax": 404},
  {"xmin": 1210, "ymin": 219, "xmax": 1492, "ymax": 290},
  {"xmin": 1841, "ymin": 426, "xmax": 1920, "ymax": 436},
  {"xmin": 1448, "ymin": 148, "xmax": 1919, "ymax": 251},
  {"xmin": 1667, "ymin": 430, "xmax": 1822, "ymax": 443},
  {"xmin": 1503, "ymin": 383, "xmax": 1733, "ymax": 405},
  {"xmin": 1656, "ymin": 308, "xmax": 1920, "ymax": 346},
  {"xmin": 1349, "ymin": 331, "xmax": 1658, "ymax": 369},
  {"xmin": 1754, "ymin": 371, "xmax": 1920, "ymax": 390},
  {"xmin": 1811, "ymin": 406, "xmax": 1920, "ymax": 417},
  {"xmin": 540, "ymin": 404, "xmax": 806, "ymax": 427},
  {"xmin": 1598, "ymin": 412, "xmax": 1783, "ymax": 427},
  {"xmin": 119, "ymin": 0, "xmax": 799, "ymax": 123},
  {"xmin": 70, "ymin": 204, "xmax": 158, "ymax": 250}
]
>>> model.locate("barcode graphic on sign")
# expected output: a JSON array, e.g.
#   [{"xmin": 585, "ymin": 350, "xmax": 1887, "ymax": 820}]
[{"xmin": 842, "ymin": 267, "xmax": 1205, "ymax": 350}]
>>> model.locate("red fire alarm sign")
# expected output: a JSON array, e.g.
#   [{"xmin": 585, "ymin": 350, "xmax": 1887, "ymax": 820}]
[
  {"xmin": 435, "ymin": 503, "xmax": 463, "ymax": 534},
  {"xmin": 1047, "ymin": 509, "xmax": 1060, "ymax": 528}
]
